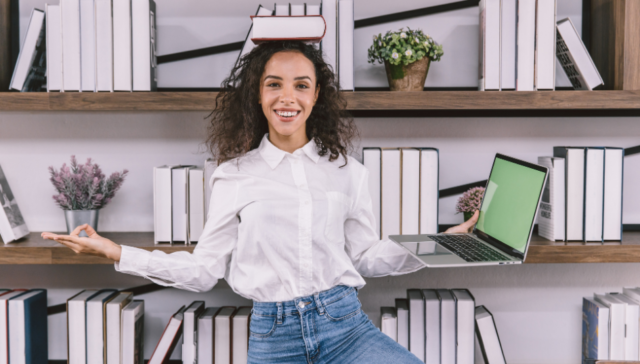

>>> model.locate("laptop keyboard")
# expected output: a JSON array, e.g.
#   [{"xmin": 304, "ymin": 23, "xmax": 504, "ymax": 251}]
[{"xmin": 426, "ymin": 235, "xmax": 511, "ymax": 263}]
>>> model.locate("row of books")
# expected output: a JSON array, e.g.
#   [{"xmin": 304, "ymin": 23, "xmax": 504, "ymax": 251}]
[
  {"xmin": 9, "ymin": 0, "xmax": 158, "ymax": 92},
  {"xmin": 582, "ymin": 288, "xmax": 640, "ymax": 362},
  {"xmin": 478, "ymin": 0, "xmax": 603, "ymax": 91},
  {"xmin": 380, "ymin": 289, "xmax": 505, "ymax": 364},
  {"xmin": 238, "ymin": 1, "xmax": 354, "ymax": 91},
  {"xmin": 153, "ymin": 160, "xmax": 217, "ymax": 244},
  {"xmin": 537, "ymin": 146, "xmax": 624, "ymax": 243},
  {"xmin": 362, "ymin": 148, "xmax": 439, "ymax": 240}
]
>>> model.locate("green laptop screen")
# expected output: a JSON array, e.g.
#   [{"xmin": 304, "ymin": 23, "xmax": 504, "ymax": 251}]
[{"xmin": 475, "ymin": 157, "xmax": 546, "ymax": 253}]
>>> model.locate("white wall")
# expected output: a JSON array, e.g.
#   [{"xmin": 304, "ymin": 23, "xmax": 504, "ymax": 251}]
[{"xmin": 8, "ymin": 0, "xmax": 640, "ymax": 363}]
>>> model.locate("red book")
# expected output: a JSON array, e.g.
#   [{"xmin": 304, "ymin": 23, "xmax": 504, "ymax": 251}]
[
  {"xmin": 250, "ymin": 15, "xmax": 326, "ymax": 44},
  {"xmin": 149, "ymin": 305, "xmax": 187, "ymax": 364}
]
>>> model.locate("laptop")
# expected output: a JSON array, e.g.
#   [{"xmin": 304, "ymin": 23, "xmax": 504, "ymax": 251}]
[{"xmin": 390, "ymin": 153, "xmax": 548, "ymax": 267}]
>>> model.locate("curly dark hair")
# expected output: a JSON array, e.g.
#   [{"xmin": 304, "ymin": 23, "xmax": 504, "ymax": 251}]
[{"xmin": 206, "ymin": 40, "xmax": 357, "ymax": 165}]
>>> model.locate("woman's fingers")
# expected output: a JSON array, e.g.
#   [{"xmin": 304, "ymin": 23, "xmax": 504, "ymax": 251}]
[
  {"xmin": 41, "ymin": 232, "xmax": 59, "ymax": 240},
  {"xmin": 460, "ymin": 210, "xmax": 480, "ymax": 232}
]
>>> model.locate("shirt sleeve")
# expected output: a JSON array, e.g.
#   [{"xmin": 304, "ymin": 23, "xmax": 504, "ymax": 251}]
[
  {"xmin": 343, "ymin": 168, "xmax": 427, "ymax": 278},
  {"xmin": 114, "ymin": 168, "xmax": 239, "ymax": 292}
]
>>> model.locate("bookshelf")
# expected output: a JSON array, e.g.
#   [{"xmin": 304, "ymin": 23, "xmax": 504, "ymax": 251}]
[{"xmin": 1, "ymin": 231, "xmax": 637, "ymax": 264}]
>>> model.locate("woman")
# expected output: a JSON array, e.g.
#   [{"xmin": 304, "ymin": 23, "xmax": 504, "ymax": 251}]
[{"xmin": 43, "ymin": 41, "xmax": 478, "ymax": 363}]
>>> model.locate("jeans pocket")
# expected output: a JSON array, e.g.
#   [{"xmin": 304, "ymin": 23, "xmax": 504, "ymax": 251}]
[
  {"xmin": 324, "ymin": 191, "xmax": 351, "ymax": 243},
  {"xmin": 323, "ymin": 287, "xmax": 362, "ymax": 322},
  {"xmin": 249, "ymin": 314, "xmax": 277, "ymax": 338}
]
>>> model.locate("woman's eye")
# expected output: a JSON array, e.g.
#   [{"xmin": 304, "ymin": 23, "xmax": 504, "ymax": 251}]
[
  {"xmin": 297, "ymin": 84, "xmax": 308, "ymax": 89},
  {"xmin": 267, "ymin": 83, "xmax": 279, "ymax": 87}
]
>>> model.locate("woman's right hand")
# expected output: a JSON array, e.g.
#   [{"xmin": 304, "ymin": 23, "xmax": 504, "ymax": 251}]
[{"xmin": 41, "ymin": 224, "xmax": 122, "ymax": 262}]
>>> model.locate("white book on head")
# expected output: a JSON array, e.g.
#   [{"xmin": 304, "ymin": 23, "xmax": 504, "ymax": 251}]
[
  {"xmin": 363, "ymin": 148, "xmax": 381, "ymax": 239},
  {"xmin": 595, "ymin": 293, "xmax": 626, "ymax": 360},
  {"xmin": 86, "ymin": 291, "xmax": 116, "ymax": 364},
  {"xmin": 172, "ymin": 167, "xmax": 189, "ymax": 242},
  {"xmin": 479, "ymin": 0, "xmax": 500, "ymax": 90},
  {"xmin": 420, "ymin": 149, "xmax": 439, "ymax": 234},
  {"xmin": 321, "ymin": 0, "xmax": 337, "ymax": 75},
  {"xmin": 188, "ymin": 168, "xmax": 204, "ymax": 244},
  {"xmin": 182, "ymin": 301, "xmax": 205, "ymax": 364},
  {"xmin": 95, "ymin": 0, "xmax": 113, "ymax": 92},
  {"xmin": 401, "ymin": 149, "xmax": 420, "ymax": 235},
  {"xmin": 132, "ymin": 0, "xmax": 157, "ymax": 91},
  {"xmin": 452, "ymin": 289, "xmax": 475, "ymax": 364},
  {"xmin": 215, "ymin": 307, "xmax": 236, "ymax": 364},
  {"xmin": 407, "ymin": 289, "xmax": 424, "ymax": 361},
  {"xmin": 438, "ymin": 289, "xmax": 456, "ymax": 364},
  {"xmin": 395, "ymin": 298, "xmax": 409, "ymax": 350},
  {"xmin": 584, "ymin": 148, "xmax": 604, "ymax": 242},
  {"xmin": 46, "ymin": 5, "xmax": 63, "ymax": 92},
  {"xmin": 423, "ymin": 289, "xmax": 440, "ymax": 364},
  {"xmin": 604, "ymin": 148, "xmax": 623, "ymax": 241},
  {"xmin": 515, "ymin": 0, "xmax": 535, "ymax": 91},
  {"xmin": 381, "ymin": 149, "xmax": 400, "ymax": 239},
  {"xmin": 537, "ymin": 157, "xmax": 565, "ymax": 241},
  {"xmin": 338, "ymin": 0, "xmax": 354, "ymax": 90},
  {"xmin": 501, "ymin": 0, "xmax": 516, "ymax": 89},
  {"xmin": 609, "ymin": 293, "xmax": 640, "ymax": 360},
  {"xmin": 80, "ymin": 0, "xmax": 96, "ymax": 91},
  {"xmin": 154, "ymin": 166, "xmax": 174, "ymax": 243},
  {"xmin": 535, "ymin": 0, "xmax": 556, "ymax": 90},
  {"xmin": 380, "ymin": 307, "xmax": 398, "ymax": 342},
  {"xmin": 556, "ymin": 18, "xmax": 603, "ymax": 90},
  {"xmin": 61, "ymin": 0, "xmax": 81, "ymax": 91},
  {"xmin": 233, "ymin": 307, "xmax": 252, "ymax": 364},
  {"xmin": 113, "ymin": 0, "xmax": 132, "ymax": 91}
]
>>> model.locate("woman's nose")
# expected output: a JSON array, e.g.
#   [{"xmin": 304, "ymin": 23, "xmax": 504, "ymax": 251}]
[{"xmin": 280, "ymin": 85, "xmax": 294, "ymax": 103}]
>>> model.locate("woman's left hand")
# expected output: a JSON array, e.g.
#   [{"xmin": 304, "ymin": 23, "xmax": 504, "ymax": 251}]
[{"xmin": 444, "ymin": 210, "xmax": 479, "ymax": 234}]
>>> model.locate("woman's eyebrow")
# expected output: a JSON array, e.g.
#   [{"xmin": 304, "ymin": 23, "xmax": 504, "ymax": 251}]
[
  {"xmin": 264, "ymin": 75, "xmax": 311, "ymax": 81},
  {"xmin": 264, "ymin": 75, "xmax": 282, "ymax": 81}
]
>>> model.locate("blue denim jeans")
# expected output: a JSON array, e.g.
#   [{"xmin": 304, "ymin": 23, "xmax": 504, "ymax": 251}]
[{"xmin": 248, "ymin": 285, "xmax": 423, "ymax": 364}]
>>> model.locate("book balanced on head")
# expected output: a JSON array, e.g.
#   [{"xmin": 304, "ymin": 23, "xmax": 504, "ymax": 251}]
[{"xmin": 250, "ymin": 14, "xmax": 326, "ymax": 44}]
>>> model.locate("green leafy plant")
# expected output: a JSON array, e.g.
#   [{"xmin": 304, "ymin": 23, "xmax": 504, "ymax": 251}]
[{"xmin": 367, "ymin": 27, "xmax": 443, "ymax": 67}]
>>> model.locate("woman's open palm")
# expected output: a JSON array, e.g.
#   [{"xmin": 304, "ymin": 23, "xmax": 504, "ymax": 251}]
[{"xmin": 41, "ymin": 224, "xmax": 121, "ymax": 261}]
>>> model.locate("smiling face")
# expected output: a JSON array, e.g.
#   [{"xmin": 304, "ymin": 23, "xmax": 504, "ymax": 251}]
[{"xmin": 259, "ymin": 50, "xmax": 320, "ymax": 145}]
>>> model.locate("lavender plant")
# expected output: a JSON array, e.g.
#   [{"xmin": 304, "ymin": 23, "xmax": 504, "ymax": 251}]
[
  {"xmin": 49, "ymin": 156, "xmax": 128, "ymax": 210},
  {"xmin": 456, "ymin": 186, "xmax": 485, "ymax": 214}
]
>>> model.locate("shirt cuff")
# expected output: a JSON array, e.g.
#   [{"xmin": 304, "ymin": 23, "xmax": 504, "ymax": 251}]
[{"xmin": 114, "ymin": 245, "xmax": 151, "ymax": 275}]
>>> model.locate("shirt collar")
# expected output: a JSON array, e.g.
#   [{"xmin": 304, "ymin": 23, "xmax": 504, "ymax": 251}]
[{"xmin": 258, "ymin": 134, "xmax": 320, "ymax": 169}]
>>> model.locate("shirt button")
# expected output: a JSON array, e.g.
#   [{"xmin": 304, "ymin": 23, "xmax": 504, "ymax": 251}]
[{"xmin": 298, "ymin": 301, "xmax": 305, "ymax": 308}]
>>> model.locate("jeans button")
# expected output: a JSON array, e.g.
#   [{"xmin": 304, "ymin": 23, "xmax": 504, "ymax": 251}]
[{"xmin": 298, "ymin": 301, "xmax": 305, "ymax": 308}]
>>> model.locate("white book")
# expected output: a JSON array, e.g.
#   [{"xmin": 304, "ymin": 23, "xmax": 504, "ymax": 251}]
[
  {"xmin": 291, "ymin": 4, "xmax": 305, "ymax": 15},
  {"xmin": 395, "ymin": 298, "xmax": 409, "ymax": 350},
  {"xmin": 46, "ymin": 4, "xmax": 63, "ymax": 92},
  {"xmin": 604, "ymin": 148, "xmax": 624, "ymax": 241},
  {"xmin": 197, "ymin": 307, "xmax": 220, "ymax": 364},
  {"xmin": 452, "ymin": 289, "xmax": 475, "ymax": 364},
  {"xmin": 215, "ymin": 307, "xmax": 237, "ymax": 364},
  {"xmin": 154, "ymin": 166, "xmax": 174, "ymax": 243},
  {"xmin": 363, "ymin": 148, "xmax": 381, "ymax": 239},
  {"xmin": 306, "ymin": 4, "xmax": 320, "ymax": 15},
  {"xmin": 321, "ymin": 0, "xmax": 338, "ymax": 76},
  {"xmin": 338, "ymin": 0, "xmax": 354, "ymax": 91},
  {"xmin": 61, "ymin": 0, "xmax": 81, "ymax": 91},
  {"xmin": 252, "ymin": 16, "xmax": 326, "ymax": 41},
  {"xmin": 113, "ymin": 0, "xmax": 132, "ymax": 91},
  {"xmin": 106, "ymin": 292, "xmax": 133, "ymax": 364},
  {"xmin": 8, "ymin": 290, "xmax": 47, "ymax": 364},
  {"xmin": 584, "ymin": 148, "xmax": 604, "ymax": 242},
  {"xmin": 68, "ymin": 290, "xmax": 98, "ymax": 364},
  {"xmin": 407, "ymin": 289, "xmax": 425, "ymax": 361},
  {"xmin": 188, "ymin": 167, "xmax": 204, "ymax": 244},
  {"xmin": 501, "ymin": 0, "xmax": 517, "ymax": 89},
  {"xmin": 172, "ymin": 167, "xmax": 189, "ymax": 242},
  {"xmin": 87, "ymin": 290, "xmax": 117, "ymax": 364},
  {"xmin": 595, "ymin": 293, "xmax": 626, "ymax": 360},
  {"xmin": 0, "ymin": 165, "xmax": 29, "ymax": 243},
  {"xmin": 515, "ymin": 0, "xmax": 535, "ymax": 91},
  {"xmin": 422, "ymin": 289, "xmax": 440, "ymax": 364},
  {"xmin": 537, "ymin": 157, "xmax": 565, "ymax": 241},
  {"xmin": 121, "ymin": 301, "xmax": 144, "ymax": 364},
  {"xmin": 0, "ymin": 290, "xmax": 25, "ymax": 364},
  {"xmin": 233, "ymin": 307, "xmax": 252, "ymax": 364},
  {"xmin": 235, "ymin": 6, "xmax": 274, "ymax": 70},
  {"xmin": 609, "ymin": 293, "xmax": 640, "ymax": 360},
  {"xmin": 204, "ymin": 159, "xmax": 217, "ymax": 219},
  {"xmin": 556, "ymin": 18, "xmax": 603, "ymax": 90},
  {"xmin": 401, "ymin": 149, "xmax": 420, "ymax": 235},
  {"xmin": 182, "ymin": 301, "xmax": 205, "ymax": 364},
  {"xmin": 553, "ymin": 147, "xmax": 585, "ymax": 241},
  {"xmin": 80, "ymin": 0, "xmax": 96, "ymax": 91},
  {"xmin": 583, "ymin": 297, "xmax": 610, "ymax": 360},
  {"xmin": 381, "ymin": 148, "xmax": 400, "ymax": 239},
  {"xmin": 380, "ymin": 307, "xmax": 398, "ymax": 342},
  {"xmin": 95, "ymin": 0, "xmax": 113, "ymax": 92},
  {"xmin": 275, "ymin": 4, "xmax": 290, "ymax": 15},
  {"xmin": 132, "ymin": 0, "xmax": 157, "ymax": 91},
  {"xmin": 479, "ymin": 0, "xmax": 500, "ymax": 90},
  {"xmin": 9, "ymin": 9, "xmax": 46, "ymax": 92},
  {"xmin": 437, "ymin": 289, "xmax": 456, "ymax": 364},
  {"xmin": 420, "ymin": 149, "xmax": 439, "ymax": 234},
  {"xmin": 475, "ymin": 306, "xmax": 507, "ymax": 364},
  {"xmin": 535, "ymin": 0, "xmax": 556, "ymax": 90}
]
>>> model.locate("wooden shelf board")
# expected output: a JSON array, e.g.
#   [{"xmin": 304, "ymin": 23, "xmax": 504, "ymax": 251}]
[
  {"xmin": 0, "ymin": 231, "xmax": 639, "ymax": 264},
  {"xmin": 1, "ymin": 90, "xmax": 640, "ymax": 112}
]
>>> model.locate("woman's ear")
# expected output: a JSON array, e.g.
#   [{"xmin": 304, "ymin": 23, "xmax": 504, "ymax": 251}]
[{"xmin": 314, "ymin": 84, "xmax": 320, "ymax": 104}]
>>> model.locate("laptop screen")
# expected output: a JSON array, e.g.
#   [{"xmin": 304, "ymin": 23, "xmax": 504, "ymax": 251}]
[{"xmin": 475, "ymin": 155, "xmax": 547, "ymax": 254}]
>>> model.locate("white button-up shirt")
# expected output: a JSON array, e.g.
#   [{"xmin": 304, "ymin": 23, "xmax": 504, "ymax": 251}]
[{"xmin": 115, "ymin": 134, "xmax": 426, "ymax": 302}]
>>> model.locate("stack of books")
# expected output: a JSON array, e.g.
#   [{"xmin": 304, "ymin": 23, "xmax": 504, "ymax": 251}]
[
  {"xmin": 582, "ymin": 288, "xmax": 640, "ymax": 361},
  {"xmin": 362, "ymin": 148, "xmax": 439, "ymax": 240},
  {"xmin": 150, "ymin": 302, "xmax": 251, "ymax": 364},
  {"xmin": 9, "ymin": 0, "xmax": 158, "ymax": 92},
  {"xmin": 478, "ymin": 0, "xmax": 603, "ymax": 91},
  {"xmin": 380, "ymin": 289, "xmax": 506, "ymax": 363},
  {"xmin": 0, "ymin": 289, "xmax": 48, "ymax": 364},
  {"xmin": 537, "ymin": 147, "xmax": 624, "ymax": 243}
]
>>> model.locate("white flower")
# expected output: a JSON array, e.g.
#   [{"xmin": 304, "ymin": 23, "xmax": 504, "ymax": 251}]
[
  {"xmin": 391, "ymin": 52, "xmax": 399, "ymax": 59},
  {"xmin": 424, "ymin": 41, "xmax": 429, "ymax": 47},
  {"xmin": 405, "ymin": 49, "xmax": 412, "ymax": 56},
  {"xmin": 415, "ymin": 38, "xmax": 419, "ymax": 43},
  {"xmin": 400, "ymin": 32, "xmax": 406, "ymax": 38}
]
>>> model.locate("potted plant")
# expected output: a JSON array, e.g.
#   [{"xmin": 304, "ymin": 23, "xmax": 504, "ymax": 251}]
[
  {"xmin": 49, "ymin": 156, "xmax": 128, "ymax": 236},
  {"xmin": 367, "ymin": 27, "xmax": 443, "ymax": 91},
  {"xmin": 456, "ymin": 186, "xmax": 485, "ymax": 222}
]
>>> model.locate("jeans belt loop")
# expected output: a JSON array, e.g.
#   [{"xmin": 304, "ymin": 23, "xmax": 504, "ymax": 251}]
[
  {"xmin": 276, "ymin": 302, "xmax": 283, "ymax": 324},
  {"xmin": 314, "ymin": 293, "xmax": 325, "ymax": 315}
]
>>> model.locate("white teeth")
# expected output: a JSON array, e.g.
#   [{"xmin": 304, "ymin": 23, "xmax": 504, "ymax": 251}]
[{"xmin": 277, "ymin": 111, "xmax": 297, "ymax": 117}]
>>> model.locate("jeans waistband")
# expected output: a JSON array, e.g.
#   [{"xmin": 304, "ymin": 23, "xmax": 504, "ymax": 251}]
[{"xmin": 252, "ymin": 285, "xmax": 357, "ymax": 323}]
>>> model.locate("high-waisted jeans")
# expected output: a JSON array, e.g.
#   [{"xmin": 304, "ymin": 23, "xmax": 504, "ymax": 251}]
[{"xmin": 248, "ymin": 285, "xmax": 423, "ymax": 364}]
